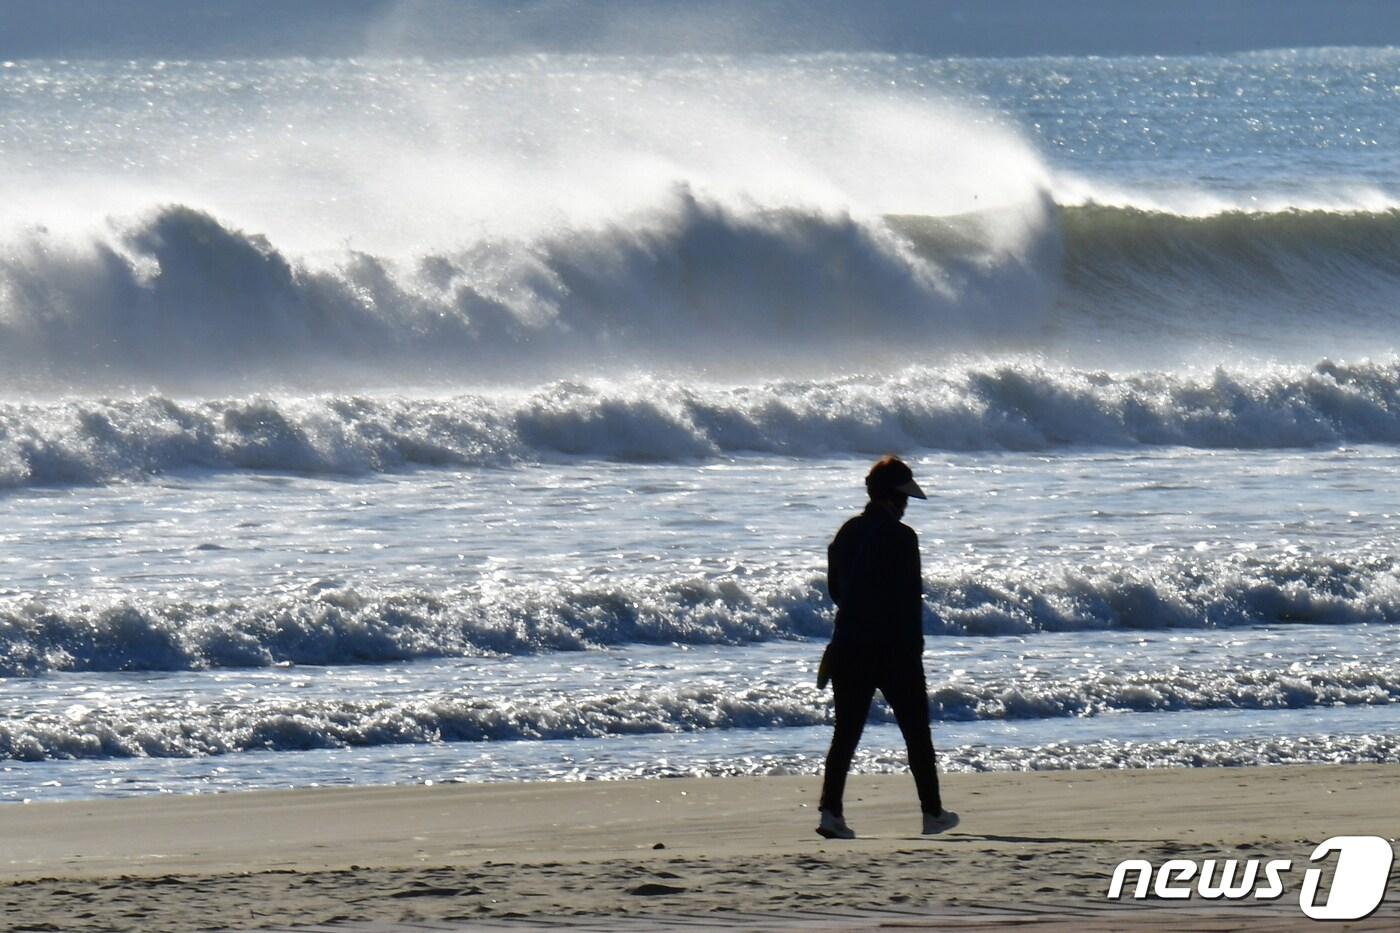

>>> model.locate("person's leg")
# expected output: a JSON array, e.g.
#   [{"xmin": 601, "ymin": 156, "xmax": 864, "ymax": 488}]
[
  {"xmin": 881, "ymin": 664, "xmax": 943, "ymax": 815},
  {"xmin": 819, "ymin": 673, "xmax": 876, "ymax": 817}
]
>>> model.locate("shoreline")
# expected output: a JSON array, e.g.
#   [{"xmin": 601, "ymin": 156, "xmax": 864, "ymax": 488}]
[{"xmin": 1, "ymin": 763, "xmax": 1397, "ymax": 930}]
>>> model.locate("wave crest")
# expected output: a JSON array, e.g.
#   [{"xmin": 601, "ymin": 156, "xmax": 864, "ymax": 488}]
[
  {"xmin": 0, "ymin": 194, "xmax": 1052, "ymax": 386},
  {"xmin": 1052, "ymin": 204, "xmax": 1400, "ymax": 341},
  {"xmin": 9, "ymin": 198, "xmax": 1400, "ymax": 387}
]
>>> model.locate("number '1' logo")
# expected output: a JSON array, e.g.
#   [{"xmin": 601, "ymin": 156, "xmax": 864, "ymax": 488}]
[{"xmin": 1299, "ymin": 836, "xmax": 1393, "ymax": 921}]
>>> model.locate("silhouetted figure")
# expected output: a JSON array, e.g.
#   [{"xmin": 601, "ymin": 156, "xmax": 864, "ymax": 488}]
[{"xmin": 816, "ymin": 456, "xmax": 959, "ymax": 839}]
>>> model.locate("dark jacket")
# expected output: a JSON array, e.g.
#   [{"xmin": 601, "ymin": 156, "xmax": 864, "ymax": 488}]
[{"xmin": 826, "ymin": 503, "xmax": 925, "ymax": 669}]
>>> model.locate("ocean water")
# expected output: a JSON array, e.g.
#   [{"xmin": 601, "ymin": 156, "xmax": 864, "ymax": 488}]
[{"xmin": 3, "ymin": 45, "xmax": 1400, "ymax": 800}]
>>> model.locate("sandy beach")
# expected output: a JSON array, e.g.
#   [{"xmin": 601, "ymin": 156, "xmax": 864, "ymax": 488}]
[{"xmin": 0, "ymin": 764, "xmax": 1396, "ymax": 930}]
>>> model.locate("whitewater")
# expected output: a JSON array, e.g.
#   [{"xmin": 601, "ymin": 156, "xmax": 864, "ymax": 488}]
[{"xmin": 3, "ymin": 46, "xmax": 1400, "ymax": 800}]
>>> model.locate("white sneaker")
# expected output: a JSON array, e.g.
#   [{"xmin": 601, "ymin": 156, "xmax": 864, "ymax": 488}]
[
  {"xmin": 921, "ymin": 809, "xmax": 960, "ymax": 834},
  {"xmin": 816, "ymin": 810, "xmax": 855, "ymax": 839}
]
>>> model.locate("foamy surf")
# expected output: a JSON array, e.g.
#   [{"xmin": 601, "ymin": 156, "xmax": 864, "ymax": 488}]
[
  {"xmin": 1, "ymin": 636, "xmax": 1397, "ymax": 760},
  {"xmin": 6, "ymin": 357, "xmax": 1400, "ymax": 487},
  {"xmin": 1, "ymin": 550, "xmax": 1396, "ymax": 675}
]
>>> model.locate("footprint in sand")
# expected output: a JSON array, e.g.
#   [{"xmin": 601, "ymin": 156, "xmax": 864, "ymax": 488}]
[
  {"xmin": 627, "ymin": 882, "xmax": 688, "ymax": 896},
  {"xmin": 389, "ymin": 885, "xmax": 481, "ymax": 898}
]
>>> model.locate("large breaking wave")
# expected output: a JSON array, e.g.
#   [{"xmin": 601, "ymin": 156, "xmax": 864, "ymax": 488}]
[
  {"xmin": 8, "ymin": 53, "xmax": 1400, "ymax": 390},
  {"xmin": 6, "ymin": 357, "xmax": 1400, "ymax": 486},
  {"xmin": 5, "ymin": 199, "xmax": 1400, "ymax": 391},
  {"xmin": 0, "ymin": 197, "xmax": 1014, "ymax": 384}
]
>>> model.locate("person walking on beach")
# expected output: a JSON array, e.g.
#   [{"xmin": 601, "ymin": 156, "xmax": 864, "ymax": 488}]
[{"xmin": 816, "ymin": 456, "xmax": 958, "ymax": 839}]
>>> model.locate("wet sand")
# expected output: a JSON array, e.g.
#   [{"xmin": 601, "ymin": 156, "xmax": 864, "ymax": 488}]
[{"xmin": 1, "ymin": 765, "xmax": 1397, "ymax": 930}]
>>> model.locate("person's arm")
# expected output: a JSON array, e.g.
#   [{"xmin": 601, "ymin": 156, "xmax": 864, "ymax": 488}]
[
  {"xmin": 903, "ymin": 526, "xmax": 923, "ymax": 638},
  {"xmin": 827, "ymin": 537, "xmax": 843, "ymax": 608}
]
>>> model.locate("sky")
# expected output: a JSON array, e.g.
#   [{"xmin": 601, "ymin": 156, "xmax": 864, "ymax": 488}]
[{"xmin": 3, "ymin": 0, "xmax": 1400, "ymax": 60}]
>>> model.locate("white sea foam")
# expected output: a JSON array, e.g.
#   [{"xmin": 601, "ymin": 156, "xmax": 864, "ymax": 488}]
[
  {"xmin": 741, "ymin": 734, "xmax": 1400, "ymax": 778},
  {"xmin": 0, "ymin": 657, "xmax": 1396, "ymax": 761},
  {"xmin": 1, "ymin": 552, "xmax": 1396, "ymax": 675},
  {"xmin": 6, "ymin": 358, "xmax": 1400, "ymax": 487}
]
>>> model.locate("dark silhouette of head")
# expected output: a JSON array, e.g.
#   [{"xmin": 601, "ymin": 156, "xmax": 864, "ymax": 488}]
[{"xmin": 865, "ymin": 456, "xmax": 927, "ymax": 520}]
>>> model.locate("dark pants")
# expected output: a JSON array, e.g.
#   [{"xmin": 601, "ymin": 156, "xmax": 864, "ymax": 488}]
[{"xmin": 819, "ymin": 660, "xmax": 942, "ymax": 817}]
